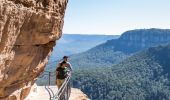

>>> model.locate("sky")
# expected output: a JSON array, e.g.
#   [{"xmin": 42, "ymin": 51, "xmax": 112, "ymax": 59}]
[{"xmin": 63, "ymin": 0, "xmax": 170, "ymax": 35}]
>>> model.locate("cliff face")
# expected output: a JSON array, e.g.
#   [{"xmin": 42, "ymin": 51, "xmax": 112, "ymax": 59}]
[
  {"xmin": 119, "ymin": 28, "xmax": 170, "ymax": 52},
  {"xmin": 107, "ymin": 29, "xmax": 170, "ymax": 53},
  {"xmin": 0, "ymin": 0, "xmax": 68, "ymax": 99}
]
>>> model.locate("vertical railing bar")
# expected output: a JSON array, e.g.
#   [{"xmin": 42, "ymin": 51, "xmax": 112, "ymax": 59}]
[
  {"xmin": 49, "ymin": 72, "xmax": 51, "ymax": 85},
  {"xmin": 45, "ymin": 85, "xmax": 52, "ymax": 100}
]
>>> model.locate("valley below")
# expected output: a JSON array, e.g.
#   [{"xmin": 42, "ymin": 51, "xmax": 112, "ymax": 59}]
[{"xmin": 38, "ymin": 28, "xmax": 170, "ymax": 100}]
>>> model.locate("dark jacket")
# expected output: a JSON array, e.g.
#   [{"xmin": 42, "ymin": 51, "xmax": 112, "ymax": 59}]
[{"xmin": 56, "ymin": 67, "xmax": 69, "ymax": 79}]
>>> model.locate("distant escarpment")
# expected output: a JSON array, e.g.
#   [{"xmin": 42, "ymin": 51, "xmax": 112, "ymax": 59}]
[
  {"xmin": 69, "ymin": 28, "xmax": 170, "ymax": 69},
  {"xmin": 110, "ymin": 28, "xmax": 170, "ymax": 53},
  {"xmin": 0, "ymin": 0, "xmax": 68, "ymax": 99}
]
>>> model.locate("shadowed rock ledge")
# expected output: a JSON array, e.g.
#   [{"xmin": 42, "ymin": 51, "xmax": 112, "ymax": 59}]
[{"xmin": 0, "ymin": 0, "xmax": 68, "ymax": 99}]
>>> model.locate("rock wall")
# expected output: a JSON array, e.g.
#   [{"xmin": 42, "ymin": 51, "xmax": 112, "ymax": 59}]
[
  {"xmin": 0, "ymin": 0, "xmax": 68, "ymax": 99},
  {"xmin": 119, "ymin": 29, "xmax": 170, "ymax": 49},
  {"xmin": 106, "ymin": 29, "xmax": 170, "ymax": 54}
]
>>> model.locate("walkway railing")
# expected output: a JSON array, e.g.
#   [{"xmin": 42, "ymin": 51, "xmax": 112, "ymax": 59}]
[
  {"xmin": 38, "ymin": 71, "xmax": 71, "ymax": 100},
  {"xmin": 52, "ymin": 74, "xmax": 71, "ymax": 100}
]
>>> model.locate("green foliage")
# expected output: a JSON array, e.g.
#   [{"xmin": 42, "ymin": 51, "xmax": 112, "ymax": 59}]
[
  {"xmin": 72, "ymin": 44, "xmax": 170, "ymax": 100},
  {"xmin": 37, "ymin": 29, "xmax": 170, "ymax": 100}
]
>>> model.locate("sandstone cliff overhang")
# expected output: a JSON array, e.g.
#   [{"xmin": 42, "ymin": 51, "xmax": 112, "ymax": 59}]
[{"xmin": 0, "ymin": 0, "xmax": 68, "ymax": 99}]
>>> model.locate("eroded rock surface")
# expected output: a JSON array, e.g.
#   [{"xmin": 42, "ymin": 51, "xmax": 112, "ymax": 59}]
[{"xmin": 0, "ymin": 0, "xmax": 68, "ymax": 99}]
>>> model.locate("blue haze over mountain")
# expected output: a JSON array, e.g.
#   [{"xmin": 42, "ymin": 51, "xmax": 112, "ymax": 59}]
[
  {"xmin": 38, "ymin": 29, "xmax": 170, "ymax": 95},
  {"xmin": 48, "ymin": 34, "xmax": 119, "ymax": 62},
  {"xmin": 69, "ymin": 28, "xmax": 170, "ymax": 69}
]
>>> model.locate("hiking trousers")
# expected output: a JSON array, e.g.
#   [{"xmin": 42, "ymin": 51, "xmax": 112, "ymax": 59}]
[{"xmin": 56, "ymin": 79, "xmax": 65, "ymax": 89}]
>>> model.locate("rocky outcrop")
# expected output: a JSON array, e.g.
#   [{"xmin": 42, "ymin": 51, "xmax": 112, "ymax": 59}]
[
  {"xmin": 118, "ymin": 29, "xmax": 170, "ymax": 52},
  {"xmin": 106, "ymin": 28, "xmax": 170, "ymax": 53},
  {"xmin": 0, "ymin": 0, "xmax": 68, "ymax": 99}
]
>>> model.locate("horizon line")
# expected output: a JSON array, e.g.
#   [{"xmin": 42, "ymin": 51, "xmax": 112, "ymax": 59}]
[
  {"xmin": 63, "ymin": 28, "xmax": 170, "ymax": 35},
  {"xmin": 63, "ymin": 33, "xmax": 119, "ymax": 36}
]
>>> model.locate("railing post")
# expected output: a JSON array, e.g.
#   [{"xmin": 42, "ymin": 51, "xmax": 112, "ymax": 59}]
[
  {"xmin": 66, "ymin": 84, "xmax": 69, "ymax": 100},
  {"xmin": 49, "ymin": 72, "xmax": 51, "ymax": 85}
]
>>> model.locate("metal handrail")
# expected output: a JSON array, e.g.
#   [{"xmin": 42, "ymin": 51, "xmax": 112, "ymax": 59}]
[
  {"xmin": 38, "ymin": 70, "xmax": 72, "ymax": 100},
  {"xmin": 52, "ymin": 73, "xmax": 71, "ymax": 100}
]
